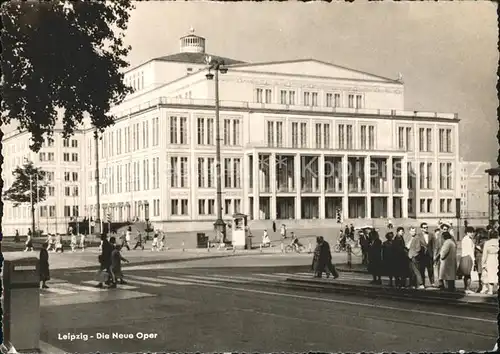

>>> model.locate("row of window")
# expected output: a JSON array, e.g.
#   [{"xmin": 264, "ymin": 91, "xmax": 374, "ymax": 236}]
[
  {"xmin": 398, "ymin": 127, "xmax": 453, "ymax": 153},
  {"xmin": 418, "ymin": 198, "xmax": 455, "ymax": 214},
  {"xmin": 417, "ymin": 162, "xmax": 454, "ymax": 190},
  {"xmin": 41, "ymin": 138, "xmax": 78, "ymax": 148},
  {"xmin": 256, "ymin": 89, "xmax": 364, "ymax": 109},
  {"xmin": 39, "ymin": 152, "xmax": 79, "ymax": 162},
  {"xmin": 125, "ymin": 71, "xmax": 144, "ymax": 93}
]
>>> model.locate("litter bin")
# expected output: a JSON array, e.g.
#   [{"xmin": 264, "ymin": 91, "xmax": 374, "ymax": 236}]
[
  {"xmin": 3, "ymin": 256, "xmax": 40, "ymax": 352},
  {"xmin": 197, "ymin": 233, "xmax": 208, "ymax": 248}
]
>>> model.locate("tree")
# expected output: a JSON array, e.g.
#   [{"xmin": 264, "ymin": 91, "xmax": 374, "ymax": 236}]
[
  {"xmin": 0, "ymin": 0, "xmax": 134, "ymax": 152},
  {"xmin": 3, "ymin": 161, "xmax": 48, "ymax": 232}
]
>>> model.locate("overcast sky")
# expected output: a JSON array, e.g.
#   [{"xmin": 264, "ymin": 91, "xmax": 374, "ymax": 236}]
[{"xmin": 123, "ymin": 1, "xmax": 498, "ymax": 166}]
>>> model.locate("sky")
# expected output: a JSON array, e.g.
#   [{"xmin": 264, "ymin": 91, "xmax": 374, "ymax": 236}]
[
  {"xmin": 122, "ymin": 1, "xmax": 498, "ymax": 166},
  {"xmin": 3, "ymin": 2, "xmax": 498, "ymax": 166}
]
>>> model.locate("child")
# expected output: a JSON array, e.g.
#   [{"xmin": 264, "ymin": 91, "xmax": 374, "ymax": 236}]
[
  {"xmin": 158, "ymin": 231, "xmax": 165, "ymax": 251},
  {"xmin": 79, "ymin": 233, "xmax": 86, "ymax": 251},
  {"xmin": 39, "ymin": 242, "xmax": 50, "ymax": 289},
  {"xmin": 151, "ymin": 232, "xmax": 159, "ymax": 251},
  {"xmin": 262, "ymin": 229, "xmax": 271, "ymax": 248},
  {"xmin": 109, "ymin": 244, "xmax": 129, "ymax": 288},
  {"xmin": 70, "ymin": 233, "xmax": 77, "ymax": 252}
]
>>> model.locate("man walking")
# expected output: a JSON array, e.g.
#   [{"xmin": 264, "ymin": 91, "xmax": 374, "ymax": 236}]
[
  {"xmin": 407, "ymin": 227, "xmax": 425, "ymax": 289},
  {"xmin": 95, "ymin": 234, "xmax": 114, "ymax": 288},
  {"xmin": 320, "ymin": 236, "xmax": 339, "ymax": 279}
]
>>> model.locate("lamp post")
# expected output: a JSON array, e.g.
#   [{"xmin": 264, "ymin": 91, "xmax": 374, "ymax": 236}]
[
  {"xmin": 23, "ymin": 159, "xmax": 36, "ymax": 237},
  {"xmin": 94, "ymin": 128, "xmax": 102, "ymax": 235},
  {"xmin": 206, "ymin": 56, "xmax": 228, "ymax": 244}
]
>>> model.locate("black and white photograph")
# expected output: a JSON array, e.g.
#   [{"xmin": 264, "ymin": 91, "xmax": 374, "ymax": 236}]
[{"xmin": 0, "ymin": 1, "xmax": 498, "ymax": 353}]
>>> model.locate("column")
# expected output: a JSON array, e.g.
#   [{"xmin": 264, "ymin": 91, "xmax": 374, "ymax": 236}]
[
  {"xmin": 342, "ymin": 154, "xmax": 349, "ymax": 220},
  {"xmin": 387, "ymin": 157, "xmax": 393, "ymax": 218},
  {"xmin": 365, "ymin": 156, "xmax": 371, "ymax": 219},
  {"xmin": 319, "ymin": 154, "xmax": 325, "ymax": 219},
  {"xmin": 243, "ymin": 153, "xmax": 250, "ymax": 215},
  {"xmin": 335, "ymin": 158, "xmax": 340, "ymax": 192},
  {"xmin": 402, "ymin": 156, "xmax": 408, "ymax": 218},
  {"xmin": 270, "ymin": 152, "xmax": 277, "ymax": 220},
  {"xmin": 252, "ymin": 151, "xmax": 260, "ymax": 220},
  {"xmin": 295, "ymin": 153, "xmax": 302, "ymax": 219}
]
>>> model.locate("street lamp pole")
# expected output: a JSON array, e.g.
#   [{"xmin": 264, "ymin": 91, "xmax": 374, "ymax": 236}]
[
  {"xmin": 206, "ymin": 57, "xmax": 228, "ymax": 244},
  {"xmin": 94, "ymin": 129, "xmax": 101, "ymax": 235},
  {"xmin": 29, "ymin": 174, "xmax": 35, "ymax": 236}
]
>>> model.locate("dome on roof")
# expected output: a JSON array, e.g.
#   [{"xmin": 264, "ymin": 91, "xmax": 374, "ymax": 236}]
[{"xmin": 179, "ymin": 27, "xmax": 205, "ymax": 54}]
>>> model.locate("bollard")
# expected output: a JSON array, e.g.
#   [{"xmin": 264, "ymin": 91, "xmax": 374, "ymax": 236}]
[
  {"xmin": 308, "ymin": 241, "xmax": 312, "ymax": 254},
  {"xmin": 260, "ymin": 243, "xmax": 263, "ymax": 253},
  {"xmin": 182, "ymin": 241, "xmax": 185, "ymax": 252},
  {"xmin": 3, "ymin": 256, "xmax": 40, "ymax": 352},
  {"xmin": 280, "ymin": 241, "xmax": 284, "ymax": 253},
  {"xmin": 207, "ymin": 241, "xmax": 210, "ymax": 252},
  {"xmin": 346, "ymin": 244, "xmax": 352, "ymax": 269}
]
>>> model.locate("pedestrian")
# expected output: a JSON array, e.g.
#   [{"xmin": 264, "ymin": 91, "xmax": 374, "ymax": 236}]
[
  {"xmin": 54, "ymin": 233, "xmax": 63, "ymax": 253},
  {"xmin": 109, "ymin": 244, "xmax": 129, "ymax": 288},
  {"xmin": 24, "ymin": 229, "xmax": 34, "ymax": 252},
  {"xmin": 359, "ymin": 230, "xmax": 369, "ymax": 265},
  {"xmin": 262, "ymin": 229, "xmax": 271, "ymax": 248},
  {"xmin": 382, "ymin": 232, "xmax": 396, "ymax": 287},
  {"xmin": 419, "ymin": 222, "xmax": 436, "ymax": 287},
  {"xmin": 158, "ymin": 231, "xmax": 166, "ymax": 251},
  {"xmin": 407, "ymin": 227, "xmax": 425, "ymax": 289},
  {"xmin": 280, "ymin": 224, "xmax": 287, "ymax": 239},
  {"xmin": 319, "ymin": 236, "xmax": 339, "ymax": 279},
  {"xmin": 474, "ymin": 228, "xmax": 487, "ymax": 293},
  {"xmin": 368, "ymin": 230, "xmax": 383, "ymax": 285},
  {"xmin": 312, "ymin": 237, "xmax": 322, "ymax": 277},
  {"xmin": 432, "ymin": 228, "xmax": 444, "ymax": 288},
  {"xmin": 123, "ymin": 227, "xmax": 131, "ymax": 250},
  {"xmin": 39, "ymin": 242, "xmax": 50, "ymax": 289},
  {"xmin": 95, "ymin": 234, "xmax": 113, "ymax": 288},
  {"xmin": 458, "ymin": 226, "xmax": 475, "ymax": 294},
  {"xmin": 439, "ymin": 231, "xmax": 457, "ymax": 292},
  {"xmin": 387, "ymin": 219, "xmax": 393, "ymax": 230},
  {"xmin": 344, "ymin": 225, "xmax": 350, "ymax": 240},
  {"xmin": 151, "ymin": 232, "xmax": 159, "ymax": 251},
  {"xmin": 14, "ymin": 229, "xmax": 20, "ymax": 243},
  {"xmin": 70, "ymin": 233, "xmax": 77, "ymax": 252},
  {"xmin": 79, "ymin": 232, "xmax": 86, "ymax": 251},
  {"xmin": 46, "ymin": 233, "xmax": 54, "ymax": 252},
  {"xmin": 133, "ymin": 231, "xmax": 144, "ymax": 250},
  {"xmin": 480, "ymin": 230, "xmax": 499, "ymax": 295},
  {"xmin": 272, "ymin": 221, "xmax": 277, "ymax": 233},
  {"xmin": 393, "ymin": 227, "xmax": 408, "ymax": 288}
]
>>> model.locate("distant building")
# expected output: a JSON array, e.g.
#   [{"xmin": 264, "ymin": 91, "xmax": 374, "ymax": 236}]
[
  {"xmin": 2, "ymin": 30, "xmax": 461, "ymax": 235},
  {"xmin": 459, "ymin": 161, "xmax": 491, "ymax": 221}
]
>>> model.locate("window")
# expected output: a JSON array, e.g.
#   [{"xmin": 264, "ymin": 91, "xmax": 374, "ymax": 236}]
[
  {"xmin": 143, "ymin": 159, "xmax": 149, "ymax": 190},
  {"xmin": 419, "ymin": 128, "xmax": 425, "ymax": 152},
  {"xmin": 171, "ymin": 157, "xmax": 178, "ymax": 187},
  {"xmin": 420, "ymin": 199, "xmax": 426, "ymax": 213},
  {"xmin": 338, "ymin": 124, "xmax": 345, "ymax": 149},
  {"xmin": 267, "ymin": 121, "xmax": 274, "ymax": 147},
  {"xmin": 198, "ymin": 199, "xmax": 206, "ymax": 215},
  {"xmin": 439, "ymin": 128, "xmax": 453, "ymax": 153},
  {"xmin": 233, "ymin": 158, "xmax": 241, "ymax": 188},
  {"xmin": 280, "ymin": 90, "xmax": 287, "ymax": 104},
  {"xmin": 426, "ymin": 128, "xmax": 432, "ymax": 151},
  {"xmin": 71, "ymin": 140, "xmax": 78, "ymax": 148},
  {"xmin": 72, "ymin": 172, "xmax": 78, "ymax": 181},
  {"xmin": 224, "ymin": 158, "xmax": 232, "ymax": 188},
  {"xmin": 224, "ymin": 199, "xmax": 231, "ymax": 215},
  {"xmin": 71, "ymin": 153, "xmax": 78, "ymax": 162},
  {"xmin": 292, "ymin": 122, "xmax": 298, "ymax": 148},
  {"xmin": 152, "ymin": 199, "xmax": 160, "ymax": 217},
  {"xmin": 47, "ymin": 138, "xmax": 54, "ymax": 147},
  {"xmin": 324, "ymin": 124, "xmax": 330, "ymax": 149},
  {"xmin": 63, "ymin": 153, "xmax": 70, "ymax": 161},
  {"xmin": 440, "ymin": 199, "xmax": 446, "ymax": 213},
  {"xmin": 334, "ymin": 93, "xmax": 341, "ymax": 107},
  {"xmin": 208, "ymin": 199, "xmax": 215, "ymax": 215},
  {"xmin": 406, "ymin": 127, "xmax": 412, "ymax": 151},
  {"xmin": 355, "ymin": 95, "xmax": 363, "ymax": 109},
  {"xmin": 171, "ymin": 199, "xmax": 179, "ymax": 216},
  {"xmin": 181, "ymin": 200, "xmax": 188, "ymax": 215},
  {"xmin": 346, "ymin": 125, "xmax": 353, "ymax": 149},
  {"xmin": 312, "ymin": 92, "xmax": 318, "ymax": 106},
  {"xmin": 419, "ymin": 162, "xmax": 425, "ymax": 189},
  {"xmin": 207, "ymin": 158, "xmax": 215, "ymax": 188},
  {"xmin": 180, "ymin": 157, "xmax": 188, "ymax": 187},
  {"xmin": 152, "ymin": 118, "xmax": 159, "ymax": 146},
  {"xmin": 289, "ymin": 91, "xmax": 295, "ymax": 105},
  {"xmin": 326, "ymin": 93, "xmax": 333, "ymax": 107},
  {"xmin": 197, "ymin": 118, "xmax": 205, "ymax": 145},
  {"xmin": 368, "ymin": 126, "xmax": 375, "ymax": 150},
  {"xmin": 427, "ymin": 199, "xmax": 432, "ymax": 213},
  {"xmin": 224, "ymin": 119, "xmax": 231, "ymax": 145},
  {"xmin": 170, "ymin": 116, "xmax": 178, "ymax": 144},
  {"xmin": 49, "ymin": 206, "xmax": 56, "ymax": 217},
  {"xmin": 142, "ymin": 121, "xmax": 149, "ymax": 149},
  {"xmin": 63, "ymin": 139, "xmax": 70, "ymax": 147},
  {"xmin": 64, "ymin": 186, "xmax": 71, "ymax": 196},
  {"xmin": 256, "ymin": 88, "xmax": 263, "ymax": 103},
  {"xmin": 64, "ymin": 172, "xmax": 70, "ymax": 181},
  {"xmin": 315, "ymin": 123, "xmax": 322, "ymax": 149},
  {"xmin": 233, "ymin": 119, "xmax": 240, "ymax": 146},
  {"xmin": 265, "ymin": 89, "xmax": 272, "ymax": 103},
  {"xmin": 398, "ymin": 126, "xmax": 412, "ymax": 151},
  {"xmin": 427, "ymin": 162, "xmax": 432, "ymax": 189},
  {"xmin": 198, "ymin": 158, "xmax": 205, "ymax": 188},
  {"xmin": 447, "ymin": 198, "xmax": 453, "ymax": 213},
  {"xmin": 234, "ymin": 199, "xmax": 241, "ymax": 214},
  {"xmin": 64, "ymin": 205, "xmax": 71, "ymax": 217},
  {"xmin": 348, "ymin": 94, "xmax": 354, "ymax": 108},
  {"xmin": 39, "ymin": 153, "xmax": 46, "ymax": 162},
  {"xmin": 40, "ymin": 206, "xmax": 47, "ymax": 217},
  {"xmin": 303, "ymin": 92, "xmax": 310, "ymax": 106},
  {"xmin": 48, "ymin": 186, "xmax": 55, "ymax": 196},
  {"xmin": 300, "ymin": 123, "xmax": 307, "ymax": 148},
  {"xmin": 360, "ymin": 125, "xmax": 367, "ymax": 150},
  {"xmin": 180, "ymin": 117, "xmax": 187, "ymax": 144}
]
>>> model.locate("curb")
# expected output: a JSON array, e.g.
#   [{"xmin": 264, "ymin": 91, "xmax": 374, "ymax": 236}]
[{"xmin": 284, "ymin": 278, "xmax": 497, "ymax": 311}]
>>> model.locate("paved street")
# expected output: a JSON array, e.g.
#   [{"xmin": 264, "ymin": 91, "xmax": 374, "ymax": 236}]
[{"xmin": 40, "ymin": 259, "xmax": 496, "ymax": 353}]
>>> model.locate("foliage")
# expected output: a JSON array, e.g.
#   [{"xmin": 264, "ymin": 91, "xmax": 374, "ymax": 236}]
[
  {"xmin": 2, "ymin": 160, "xmax": 48, "ymax": 207},
  {"xmin": 0, "ymin": 0, "xmax": 134, "ymax": 152}
]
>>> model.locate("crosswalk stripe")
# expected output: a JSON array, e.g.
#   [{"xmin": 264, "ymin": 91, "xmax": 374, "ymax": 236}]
[
  {"xmin": 255, "ymin": 273, "xmax": 288, "ymax": 279},
  {"xmin": 42, "ymin": 287, "xmax": 77, "ymax": 295},
  {"xmin": 160, "ymin": 275, "xmax": 220, "ymax": 285},
  {"xmin": 81, "ymin": 280, "xmax": 138, "ymax": 290},
  {"xmin": 221, "ymin": 275, "xmax": 277, "ymax": 283},
  {"xmin": 126, "ymin": 274, "xmax": 192, "ymax": 285},
  {"xmin": 192, "ymin": 275, "xmax": 251, "ymax": 284},
  {"xmin": 120, "ymin": 278, "xmax": 164, "ymax": 288},
  {"xmin": 58, "ymin": 283, "xmax": 105, "ymax": 293}
]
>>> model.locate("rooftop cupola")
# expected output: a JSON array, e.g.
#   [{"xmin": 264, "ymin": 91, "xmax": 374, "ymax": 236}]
[{"xmin": 179, "ymin": 27, "xmax": 206, "ymax": 54}]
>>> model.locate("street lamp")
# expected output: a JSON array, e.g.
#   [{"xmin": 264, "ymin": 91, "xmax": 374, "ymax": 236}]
[
  {"xmin": 206, "ymin": 56, "xmax": 228, "ymax": 244},
  {"xmin": 22, "ymin": 158, "xmax": 36, "ymax": 237},
  {"xmin": 94, "ymin": 128, "xmax": 102, "ymax": 235}
]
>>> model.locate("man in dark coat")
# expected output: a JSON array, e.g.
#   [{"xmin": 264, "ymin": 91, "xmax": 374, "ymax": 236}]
[
  {"xmin": 418, "ymin": 222, "xmax": 436, "ymax": 287},
  {"xmin": 319, "ymin": 236, "xmax": 339, "ymax": 279},
  {"xmin": 39, "ymin": 242, "xmax": 50, "ymax": 289},
  {"xmin": 96, "ymin": 234, "xmax": 114, "ymax": 288}
]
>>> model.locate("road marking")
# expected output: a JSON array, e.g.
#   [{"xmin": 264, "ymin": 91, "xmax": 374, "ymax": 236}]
[
  {"xmin": 188, "ymin": 282, "xmax": 496, "ymax": 324},
  {"xmin": 42, "ymin": 287, "xmax": 77, "ymax": 295},
  {"xmin": 255, "ymin": 273, "xmax": 287, "ymax": 279},
  {"xmin": 220, "ymin": 275, "xmax": 277, "ymax": 283},
  {"xmin": 126, "ymin": 274, "xmax": 192, "ymax": 285},
  {"xmin": 120, "ymin": 278, "xmax": 164, "ymax": 288},
  {"xmin": 162, "ymin": 275, "xmax": 219, "ymax": 285},
  {"xmin": 59, "ymin": 283, "xmax": 105, "ymax": 293},
  {"xmin": 82, "ymin": 280, "xmax": 137, "ymax": 291},
  {"xmin": 189, "ymin": 275, "xmax": 251, "ymax": 284}
]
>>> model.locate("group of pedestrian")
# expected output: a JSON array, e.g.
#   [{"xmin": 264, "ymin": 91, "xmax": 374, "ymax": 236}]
[
  {"xmin": 364, "ymin": 221, "xmax": 499, "ymax": 294},
  {"xmin": 312, "ymin": 236, "xmax": 339, "ymax": 279},
  {"xmin": 102, "ymin": 227, "xmax": 167, "ymax": 252},
  {"xmin": 95, "ymin": 234, "xmax": 130, "ymax": 289}
]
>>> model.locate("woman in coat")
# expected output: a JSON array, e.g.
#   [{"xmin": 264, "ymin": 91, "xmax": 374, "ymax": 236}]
[
  {"xmin": 39, "ymin": 242, "xmax": 50, "ymax": 289},
  {"xmin": 312, "ymin": 237, "xmax": 323, "ymax": 277},
  {"xmin": 368, "ymin": 230, "xmax": 383, "ymax": 285},
  {"xmin": 439, "ymin": 231, "xmax": 457, "ymax": 291},
  {"xmin": 393, "ymin": 227, "xmax": 409, "ymax": 288},
  {"xmin": 382, "ymin": 232, "xmax": 396, "ymax": 287},
  {"xmin": 481, "ymin": 231, "xmax": 499, "ymax": 295},
  {"xmin": 474, "ymin": 229, "xmax": 487, "ymax": 293}
]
